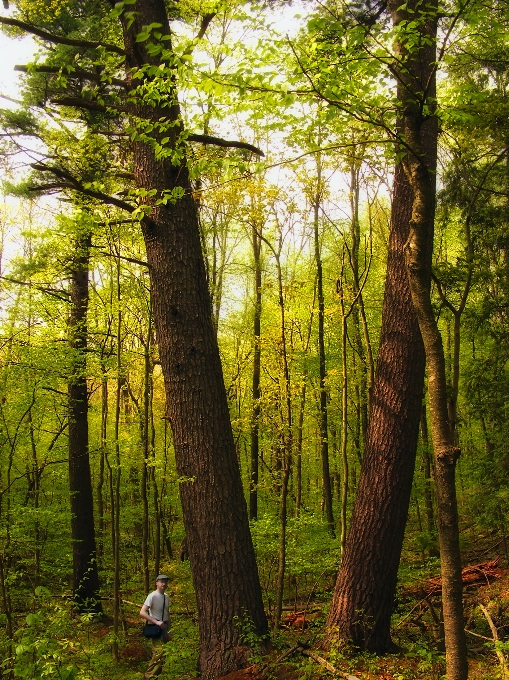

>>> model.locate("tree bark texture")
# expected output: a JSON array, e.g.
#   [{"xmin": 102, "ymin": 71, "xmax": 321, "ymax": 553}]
[
  {"xmin": 121, "ymin": 2, "xmax": 267, "ymax": 675},
  {"xmin": 324, "ymin": 0, "xmax": 445, "ymax": 654},
  {"xmin": 391, "ymin": 0, "xmax": 468, "ymax": 675},
  {"xmin": 68, "ymin": 230, "xmax": 101, "ymax": 611},
  {"xmin": 325, "ymin": 166, "xmax": 426, "ymax": 651}
]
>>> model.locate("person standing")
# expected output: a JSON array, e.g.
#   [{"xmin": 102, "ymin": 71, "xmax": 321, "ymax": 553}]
[{"xmin": 140, "ymin": 574, "xmax": 170, "ymax": 679}]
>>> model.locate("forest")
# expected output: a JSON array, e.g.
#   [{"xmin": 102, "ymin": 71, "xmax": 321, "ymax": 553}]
[{"xmin": 0, "ymin": 0, "xmax": 508, "ymax": 678}]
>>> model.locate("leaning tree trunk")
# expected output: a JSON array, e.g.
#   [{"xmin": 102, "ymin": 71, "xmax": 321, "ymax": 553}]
[
  {"xmin": 119, "ymin": 2, "xmax": 267, "ymax": 676},
  {"xmin": 324, "ymin": 164, "xmax": 426, "ymax": 652},
  {"xmin": 324, "ymin": 0, "xmax": 440, "ymax": 654},
  {"xmin": 390, "ymin": 0, "xmax": 468, "ymax": 676},
  {"xmin": 68, "ymin": 228, "xmax": 101, "ymax": 612}
]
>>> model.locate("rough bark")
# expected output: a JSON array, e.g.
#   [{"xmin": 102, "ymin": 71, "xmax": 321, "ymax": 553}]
[
  {"xmin": 120, "ymin": 2, "xmax": 267, "ymax": 675},
  {"xmin": 325, "ymin": 161, "xmax": 426, "ymax": 652},
  {"xmin": 324, "ymin": 0, "xmax": 444, "ymax": 654},
  {"xmin": 68, "ymin": 230, "xmax": 101, "ymax": 612},
  {"xmin": 392, "ymin": 0, "xmax": 468, "ymax": 674}
]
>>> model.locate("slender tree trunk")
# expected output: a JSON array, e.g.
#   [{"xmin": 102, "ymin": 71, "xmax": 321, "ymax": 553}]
[
  {"xmin": 112, "ymin": 251, "xmax": 123, "ymax": 662},
  {"xmin": 295, "ymin": 286, "xmax": 315, "ymax": 517},
  {"xmin": 349, "ymin": 158, "xmax": 369, "ymax": 443},
  {"xmin": 119, "ymin": 3, "xmax": 267, "ymax": 674},
  {"xmin": 421, "ymin": 403, "xmax": 436, "ymax": 540},
  {"xmin": 273, "ymin": 251, "xmax": 293, "ymax": 632},
  {"xmin": 68, "ymin": 229, "xmax": 101, "ymax": 612},
  {"xmin": 250, "ymin": 223, "xmax": 262, "ymax": 521},
  {"xmin": 339, "ymin": 281, "xmax": 349, "ymax": 555},
  {"xmin": 96, "ymin": 370, "xmax": 107, "ymax": 562},
  {"xmin": 313, "ymin": 159, "xmax": 335, "ymax": 536},
  {"xmin": 295, "ymin": 377, "xmax": 306, "ymax": 517},
  {"xmin": 141, "ymin": 319, "xmax": 151, "ymax": 593}
]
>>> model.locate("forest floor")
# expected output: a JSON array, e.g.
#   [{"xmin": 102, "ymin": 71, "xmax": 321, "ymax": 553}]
[
  {"xmin": 12, "ymin": 533, "xmax": 506, "ymax": 680},
  {"xmin": 110, "ymin": 551, "xmax": 508, "ymax": 680}
]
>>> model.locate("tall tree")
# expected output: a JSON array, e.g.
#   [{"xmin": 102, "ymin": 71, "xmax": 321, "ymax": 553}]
[
  {"xmin": 119, "ymin": 4, "xmax": 267, "ymax": 673},
  {"xmin": 67, "ymin": 220, "xmax": 101, "ymax": 612},
  {"xmin": 1, "ymin": 1, "xmax": 268, "ymax": 675},
  {"xmin": 324, "ymin": 0, "xmax": 437, "ymax": 653}
]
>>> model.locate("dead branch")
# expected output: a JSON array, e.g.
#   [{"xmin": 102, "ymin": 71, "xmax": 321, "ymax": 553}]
[
  {"xmin": 299, "ymin": 646, "xmax": 360, "ymax": 679},
  {"xmin": 479, "ymin": 603, "xmax": 509, "ymax": 679}
]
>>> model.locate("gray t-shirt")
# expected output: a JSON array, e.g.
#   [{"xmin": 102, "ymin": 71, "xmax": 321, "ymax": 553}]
[{"xmin": 144, "ymin": 591, "xmax": 169, "ymax": 622}]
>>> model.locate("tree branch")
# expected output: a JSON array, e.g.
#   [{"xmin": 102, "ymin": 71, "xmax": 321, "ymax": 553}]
[
  {"xmin": 15, "ymin": 64, "xmax": 128, "ymax": 89},
  {"xmin": 181, "ymin": 13, "xmax": 217, "ymax": 56},
  {"xmin": 0, "ymin": 275, "xmax": 70, "ymax": 301},
  {"xmin": 30, "ymin": 162, "xmax": 135, "ymax": 213},
  {"xmin": 0, "ymin": 16, "xmax": 127, "ymax": 56},
  {"xmin": 187, "ymin": 133, "xmax": 264, "ymax": 157},
  {"xmin": 49, "ymin": 97, "xmax": 111, "ymax": 112}
]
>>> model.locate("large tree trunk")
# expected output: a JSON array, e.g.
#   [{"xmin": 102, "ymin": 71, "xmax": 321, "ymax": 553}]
[
  {"xmin": 389, "ymin": 1, "xmax": 468, "ymax": 676},
  {"xmin": 120, "ymin": 2, "xmax": 267, "ymax": 676},
  {"xmin": 324, "ymin": 161, "xmax": 426, "ymax": 652},
  {"xmin": 68, "ymin": 229, "xmax": 101, "ymax": 612},
  {"xmin": 324, "ymin": 0, "xmax": 441, "ymax": 654}
]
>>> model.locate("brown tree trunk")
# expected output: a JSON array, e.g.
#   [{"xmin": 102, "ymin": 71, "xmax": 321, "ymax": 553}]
[
  {"xmin": 324, "ymin": 0, "xmax": 443, "ymax": 654},
  {"xmin": 324, "ymin": 164, "xmax": 426, "ymax": 651},
  {"xmin": 68, "ymin": 229, "xmax": 101, "ymax": 612},
  {"xmin": 313, "ymin": 160, "xmax": 335, "ymax": 537},
  {"xmin": 120, "ymin": 2, "xmax": 267, "ymax": 675},
  {"xmin": 420, "ymin": 403, "xmax": 437, "ymax": 542},
  {"xmin": 96, "ymin": 370, "xmax": 107, "ymax": 562},
  {"xmin": 392, "ymin": 0, "xmax": 468, "ymax": 675},
  {"xmin": 141, "ymin": 318, "xmax": 151, "ymax": 593},
  {"xmin": 250, "ymin": 223, "xmax": 262, "ymax": 521}
]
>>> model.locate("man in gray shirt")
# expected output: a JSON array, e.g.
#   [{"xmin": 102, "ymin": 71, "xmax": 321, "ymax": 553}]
[{"xmin": 140, "ymin": 574, "xmax": 170, "ymax": 679}]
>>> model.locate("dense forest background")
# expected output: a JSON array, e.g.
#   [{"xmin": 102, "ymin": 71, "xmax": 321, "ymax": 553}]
[{"xmin": 0, "ymin": 0, "xmax": 509, "ymax": 678}]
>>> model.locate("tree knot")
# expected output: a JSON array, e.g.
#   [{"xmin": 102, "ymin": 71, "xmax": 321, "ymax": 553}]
[{"xmin": 436, "ymin": 445, "xmax": 461, "ymax": 465}]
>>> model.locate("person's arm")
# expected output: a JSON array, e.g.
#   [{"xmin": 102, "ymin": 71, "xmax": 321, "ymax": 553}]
[{"xmin": 140, "ymin": 603, "xmax": 165, "ymax": 628}]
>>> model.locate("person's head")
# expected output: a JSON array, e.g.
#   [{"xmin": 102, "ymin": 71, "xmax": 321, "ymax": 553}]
[{"xmin": 155, "ymin": 574, "xmax": 169, "ymax": 592}]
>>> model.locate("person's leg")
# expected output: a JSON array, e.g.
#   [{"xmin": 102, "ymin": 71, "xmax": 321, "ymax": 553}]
[{"xmin": 144, "ymin": 638, "xmax": 164, "ymax": 679}]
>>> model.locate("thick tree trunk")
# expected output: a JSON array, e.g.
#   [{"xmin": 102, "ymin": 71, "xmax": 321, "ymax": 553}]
[
  {"xmin": 392, "ymin": 0, "xmax": 468, "ymax": 675},
  {"xmin": 324, "ymin": 0, "xmax": 444, "ymax": 654},
  {"xmin": 68, "ymin": 230, "xmax": 101, "ymax": 612},
  {"xmin": 120, "ymin": 2, "xmax": 267, "ymax": 675},
  {"xmin": 324, "ymin": 161, "xmax": 426, "ymax": 651}
]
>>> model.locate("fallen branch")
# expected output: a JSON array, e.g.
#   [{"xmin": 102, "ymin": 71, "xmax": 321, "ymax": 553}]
[
  {"xmin": 258, "ymin": 643, "xmax": 301, "ymax": 678},
  {"xmin": 403, "ymin": 558, "xmax": 500, "ymax": 597},
  {"xmin": 479, "ymin": 603, "xmax": 509, "ymax": 679},
  {"xmin": 299, "ymin": 647, "xmax": 360, "ymax": 679}
]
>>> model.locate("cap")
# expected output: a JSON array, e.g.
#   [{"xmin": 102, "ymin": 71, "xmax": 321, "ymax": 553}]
[{"xmin": 156, "ymin": 574, "xmax": 169, "ymax": 581}]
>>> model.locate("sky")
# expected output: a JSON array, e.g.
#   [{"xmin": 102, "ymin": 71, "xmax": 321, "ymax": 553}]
[{"xmin": 0, "ymin": 25, "xmax": 36, "ymax": 104}]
